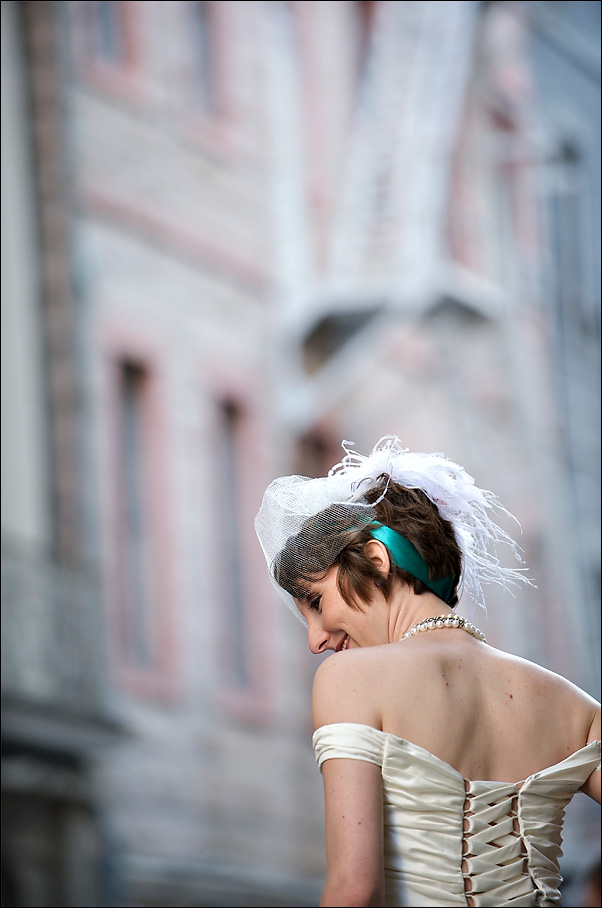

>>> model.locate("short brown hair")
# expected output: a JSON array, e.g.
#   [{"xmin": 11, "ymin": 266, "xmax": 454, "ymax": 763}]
[{"xmin": 274, "ymin": 474, "xmax": 462, "ymax": 609}]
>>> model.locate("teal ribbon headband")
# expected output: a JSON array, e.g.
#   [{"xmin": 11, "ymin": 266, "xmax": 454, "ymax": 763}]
[{"xmin": 368, "ymin": 523, "xmax": 454, "ymax": 603}]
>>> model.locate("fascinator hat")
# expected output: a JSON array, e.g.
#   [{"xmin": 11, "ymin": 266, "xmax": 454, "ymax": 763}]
[{"xmin": 254, "ymin": 436, "xmax": 531, "ymax": 626}]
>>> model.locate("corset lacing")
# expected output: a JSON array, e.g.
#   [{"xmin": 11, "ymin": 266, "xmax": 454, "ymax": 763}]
[{"xmin": 462, "ymin": 780, "xmax": 536, "ymax": 907}]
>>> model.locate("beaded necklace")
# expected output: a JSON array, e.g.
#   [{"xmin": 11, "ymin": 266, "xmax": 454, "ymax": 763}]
[{"xmin": 403, "ymin": 613, "xmax": 486, "ymax": 642}]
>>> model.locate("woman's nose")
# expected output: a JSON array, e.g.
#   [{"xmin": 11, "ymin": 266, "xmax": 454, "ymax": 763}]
[{"xmin": 307, "ymin": 622, "xmax": 331, "ymax": 655}]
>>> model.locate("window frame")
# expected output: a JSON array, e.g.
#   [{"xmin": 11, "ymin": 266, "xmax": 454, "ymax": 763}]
[
  {"xmin": 102, "ymin": 329, "xmax": 177, "ymax": 699},
  {"xmin": 207, "ymin": 378, "xmax": 273, "ymax": 724}
]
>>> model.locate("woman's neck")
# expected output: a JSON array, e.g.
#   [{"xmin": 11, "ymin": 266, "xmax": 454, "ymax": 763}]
[{"xmin": 388, "ymin": 588, "xmax": 450, "ymax": 643}]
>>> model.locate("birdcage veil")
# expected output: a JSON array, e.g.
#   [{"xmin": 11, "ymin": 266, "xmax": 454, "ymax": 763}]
[{"xmin": 254, "ymin": 436, "xmax": 532, "ymax": 626}]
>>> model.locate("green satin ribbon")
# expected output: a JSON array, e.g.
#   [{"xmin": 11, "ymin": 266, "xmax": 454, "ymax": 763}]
[{"xmin": 368, "ymin": 522, "xmax": 454, "ymax": 603}]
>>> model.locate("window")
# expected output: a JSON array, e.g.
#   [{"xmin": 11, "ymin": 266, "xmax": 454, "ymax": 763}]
[
  {"xmin": 115, "ymin": 363, "xmax": 156, "ymax": 668},
  {"xmin": 354, "ymin": 0, "xmax": 378, "ymax": 82},
  {"xmin": 73, "ymin": 0, "xmax": 144, "ymax": 99},
  {"xmin": 547, "ymin": 140, "xmax": 599, "ymax": 339},
  {"xmin": 210, "ymin": 392, "xmax": 272, "ymax": 722},
  {"xmin": 106, "ymin": 351, "xmax": 174, "ymax": 696},
  {"xmin": 95, "ymin": 1, "xmax": 126, "ymax": 63},
  {"xmin": 179, "ymin": 0, "xmax": 236, "ymax": 153},
  {"xmin": 218, "ymin": 401, "xmax": 250, "ymax": 688},
  {"xmin": 190, "ymin": 1, "xmax": 217, "ymax": 114},
  {"xmin": 216, "ymin": 400, "xmax": 250, "ymax": 689},
  {"xmin": 84, "ymin": 0, "xmax": 136, "ymax": 68},
  {"xmin": 295, "ymin": 429, "xmax": 341, "ymax": 479}
]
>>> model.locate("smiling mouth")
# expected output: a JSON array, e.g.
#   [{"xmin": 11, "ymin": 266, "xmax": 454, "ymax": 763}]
[{"xmin": 337, "ymin": 634, "xmax": 350, "ymax": 652}]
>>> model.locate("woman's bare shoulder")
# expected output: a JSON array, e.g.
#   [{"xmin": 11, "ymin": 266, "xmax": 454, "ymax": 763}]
[
  {"xmin": 312, "ymin": 646, "xmax": 391, "ymax": 730},
  {"xmin": 311, "ymin": 640, "xmax": 459, "ymax": 729},
  {"xmin": 492, "ymin": 647, "xmax": 598, "ymax": 700},
  {"xmin": 476, "ymin": 646, "xmax": 601, "ymax": 746}
]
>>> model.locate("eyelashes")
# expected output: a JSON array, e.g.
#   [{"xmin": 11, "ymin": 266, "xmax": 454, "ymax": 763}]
[{"xmin": 309, "ymin": 596, "xmax": 322, "ymax": 612}]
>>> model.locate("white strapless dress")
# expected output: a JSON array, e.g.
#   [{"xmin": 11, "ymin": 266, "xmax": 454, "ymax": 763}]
[{"xmin": 313, "ymin": 723, "xmax": 600, "ymax": 907}]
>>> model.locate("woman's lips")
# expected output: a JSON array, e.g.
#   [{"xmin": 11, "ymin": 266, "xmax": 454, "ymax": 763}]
[{"xmin": 337, "ymin": 634, "xmax": 350, "ymax": 652}]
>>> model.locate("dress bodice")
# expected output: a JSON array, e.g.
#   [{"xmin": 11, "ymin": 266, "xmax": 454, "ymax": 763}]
[{"xmin": 313, "ymin": 723, "xmax": 600, "ymax": 907}]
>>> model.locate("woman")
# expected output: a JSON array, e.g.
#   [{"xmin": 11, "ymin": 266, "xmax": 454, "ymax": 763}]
[{"xmin": 255, "ymin": 437, "xmax": 600, "ymax": 908}]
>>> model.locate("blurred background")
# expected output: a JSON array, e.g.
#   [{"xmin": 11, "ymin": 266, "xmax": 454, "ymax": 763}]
[{"xmin": 1, "ymin": 1, "xmax": 600, "ymax": 906}]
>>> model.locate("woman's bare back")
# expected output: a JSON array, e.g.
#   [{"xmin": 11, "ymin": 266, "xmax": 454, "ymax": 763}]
[{"xmin": 367, "ymin": 633, "xmax": 600, "ymax": 783}]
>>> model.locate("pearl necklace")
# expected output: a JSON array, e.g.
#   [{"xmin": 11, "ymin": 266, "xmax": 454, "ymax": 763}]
[{"xmin": 403, "ymin": 613, "xmax": 487, "ymax": 642}]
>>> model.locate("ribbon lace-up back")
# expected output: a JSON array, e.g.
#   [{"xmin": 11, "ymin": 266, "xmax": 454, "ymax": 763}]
[
  {"xmin": 463, "ymin": 781, "xmax": 530, "ymax": 906},
  {"xmin": 312, "ymin": 723, "xmax": 601, "ymax": 907}
]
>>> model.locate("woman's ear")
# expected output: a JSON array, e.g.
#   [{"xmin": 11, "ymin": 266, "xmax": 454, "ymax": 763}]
[{"xmin": 363, "ymin": 539, "xmax": 391, "ymax": 576}]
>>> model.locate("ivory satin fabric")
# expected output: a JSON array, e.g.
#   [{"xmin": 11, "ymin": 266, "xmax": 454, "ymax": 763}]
[{"xmin": 313, "ymin": 723, "xmax": 601, "ymax": 907}]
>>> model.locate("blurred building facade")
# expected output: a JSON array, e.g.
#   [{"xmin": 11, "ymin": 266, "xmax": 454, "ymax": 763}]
[{"xmin": 1, "ymin": 2, "xmax": 599, "ymax": 907}]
